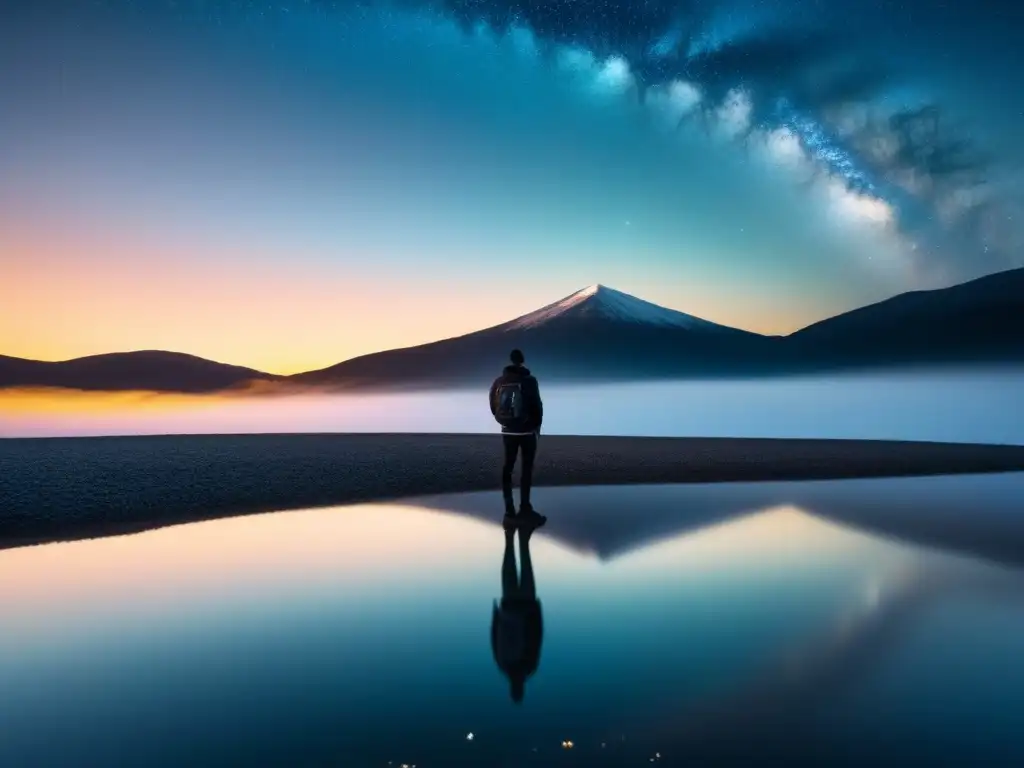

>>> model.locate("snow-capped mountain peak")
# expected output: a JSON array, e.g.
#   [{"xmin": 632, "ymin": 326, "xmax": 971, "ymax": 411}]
[{"xmin": 504, "ymin": 284, "xmax": 729, "ymax": 332}]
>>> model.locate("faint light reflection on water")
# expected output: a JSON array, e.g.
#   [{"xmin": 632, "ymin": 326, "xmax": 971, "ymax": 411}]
[{"xmin": 1, "ymin": 476, "xmax": 1024, "ymax": 765}]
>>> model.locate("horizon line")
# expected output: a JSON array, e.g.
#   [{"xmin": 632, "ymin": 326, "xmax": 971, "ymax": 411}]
[{"xmin": 4, "ymin": 266, "xmax": 1017, "ymax": 375}]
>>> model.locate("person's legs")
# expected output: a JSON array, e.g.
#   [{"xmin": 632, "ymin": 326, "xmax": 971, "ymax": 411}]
[
  {"xmin": 501, "ymin": 528, "xmax": 518, "ymax": 597},
  {"xmin": 519, "ymin": 433, "xmax": 538, "ymax": 510},
  {"xmin": 517, "ymin": 527, "xmax": 537, "ymax": 600},
  {"xmin": 501, "ymin": 434, "xmax": 520, "ymax": 514}
]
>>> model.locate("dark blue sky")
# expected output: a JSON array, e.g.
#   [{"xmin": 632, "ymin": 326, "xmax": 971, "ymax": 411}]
[{"xmin": 2, "ymin": 0, "xmax": 1022, "ymax": 370}]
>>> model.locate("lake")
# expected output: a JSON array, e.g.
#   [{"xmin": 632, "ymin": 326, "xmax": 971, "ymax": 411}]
[
  {"xmin": 2, "ymin": 369, "xmax": 1024, "ymax": 443},
  {"xmin": 2, "ymin": 474, "xmax": 1024, "ymax": 766}
]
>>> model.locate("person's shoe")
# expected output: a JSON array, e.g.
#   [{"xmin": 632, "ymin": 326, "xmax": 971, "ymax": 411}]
[
  {"xmin": 518, "ymin": 506, "xmax": 547, "ymax": 529},
  {"xmin": 503, "ymin": 509, "xmax": 519, "ymax": 530}
]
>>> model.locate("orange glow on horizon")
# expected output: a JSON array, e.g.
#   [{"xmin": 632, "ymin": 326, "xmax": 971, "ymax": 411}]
[
  {"xmin": 0, "ymin": 215, "xmax": 527, "ymax": 373},
  {"xmin": 0, "ymin": 388, "xmax": 227, "ymax": 415},
  {"xmin": 2, "ymin": 210, "xmax": 824, "ymax": 374},
  {"xmin": 0, "ymin": 381, "xmax": 306, "ymax": 417}
]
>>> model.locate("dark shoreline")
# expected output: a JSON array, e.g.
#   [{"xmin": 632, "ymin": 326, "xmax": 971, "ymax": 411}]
[{"xmin": 3, "ymin": 433, "xmax": 1024, "ymax": 551}]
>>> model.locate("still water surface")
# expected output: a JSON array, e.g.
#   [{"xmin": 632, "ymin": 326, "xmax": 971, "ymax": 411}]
[{"xmin": 2, "ymin": 474, "xmax": 1024, "ymax": 766}]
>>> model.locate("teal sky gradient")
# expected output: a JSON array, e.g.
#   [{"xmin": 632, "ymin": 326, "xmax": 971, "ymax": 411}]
[{"xmin": 2, "ymin": 0, "xmax": 1022, "ymax": 369}]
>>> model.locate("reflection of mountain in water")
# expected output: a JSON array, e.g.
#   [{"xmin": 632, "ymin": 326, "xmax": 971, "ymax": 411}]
[
  {"xmin": 410, "ymin": 473, "xmax": 1024, "ymax": 569},
  {"xmin": 414, "ymin": 474, "xmax": 1024, "ymax": 763}
]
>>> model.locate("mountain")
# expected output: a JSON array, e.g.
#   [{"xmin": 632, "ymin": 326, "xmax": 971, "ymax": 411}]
[
  {"xmin": 294, "ymin": 271, "xmax": 1024, "ymax": 390},
  {"xmin": 502, "ymin": 283, "xmax": 739, "ymax": 333},
  {"xmin": 785, "ymin": 266, "xmax": 1024, "ymax": 370},
  {"xmin": 4, "ymin": 269, "xmax": 1022, "ymax": 393},
  {"xmin": 291, "ymin": 284, "xmax": 778, "ymax": 389},
  {"xmin": 0, "ymin": 351, "xmax": 276, "ymax": 393}
]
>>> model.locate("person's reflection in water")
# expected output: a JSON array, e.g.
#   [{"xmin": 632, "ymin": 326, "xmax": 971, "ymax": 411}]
[{"xmin": 491, "ymin": 518, "xmax": 545, "ymax": 704}]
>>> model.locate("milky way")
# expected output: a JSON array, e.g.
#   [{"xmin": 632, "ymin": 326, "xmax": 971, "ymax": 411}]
[
  {"xmin": 54, "ymin": 0, "xmax": 1024, "ymax": 283},
  {"xmin": 123, "ymin": 0, "xmax": 1021, "ymax": 283}
]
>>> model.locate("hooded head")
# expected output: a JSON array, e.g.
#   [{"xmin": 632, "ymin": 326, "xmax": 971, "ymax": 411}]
[{"xmin": 510, "ymin": 678, "xmax": 525, "ymax": 703}]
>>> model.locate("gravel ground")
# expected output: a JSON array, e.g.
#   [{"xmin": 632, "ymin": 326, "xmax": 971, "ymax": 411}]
[{"xmin": 3, "ymin": 433, "xmax": 1024, "ymax": 549}]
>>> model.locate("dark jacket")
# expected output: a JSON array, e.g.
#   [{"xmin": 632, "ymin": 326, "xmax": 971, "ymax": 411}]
[
  {"xmin": 489, "ymin": 364, "xmax": 543, "ymax": 434},
  {"xmin": 491, "ymin": 597, "xmax": 544, "ymax": 693}
]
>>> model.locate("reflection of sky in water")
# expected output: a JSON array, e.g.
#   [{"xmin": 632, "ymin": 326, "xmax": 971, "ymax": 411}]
[{"xmin": 1, "ymin": 480, "xmax": 1024, "ymax": 765}]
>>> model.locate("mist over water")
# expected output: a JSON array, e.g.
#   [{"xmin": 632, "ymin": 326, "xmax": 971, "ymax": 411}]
[{"xmin": 2, "ymin": 370, "xmax": 1023, "ymax": 444}]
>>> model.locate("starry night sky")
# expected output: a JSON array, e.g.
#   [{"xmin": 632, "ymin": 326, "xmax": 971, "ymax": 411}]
[{"xmin": 3, "ymin": 0, "xmax": 1023, "ymax": 373}]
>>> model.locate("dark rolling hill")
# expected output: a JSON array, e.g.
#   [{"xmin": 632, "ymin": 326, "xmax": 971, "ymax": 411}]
[
  {"xmin": 0, "ymin": 351, "xmax": 276, "ymax": 393},
  {"xmin": 784, "ymin": 266, "xmax": 1024, "ymax": 370},
  {"xmin": 290, "ymin": 284, "xmax": 780, "ymax": 390},
  {"xmin": 4, "ymin": 268, "xmax": 1022, "ymax": 393},
  {"xmin": 0, "ymin": 355, "xmax": 51, "ymax": 387}
]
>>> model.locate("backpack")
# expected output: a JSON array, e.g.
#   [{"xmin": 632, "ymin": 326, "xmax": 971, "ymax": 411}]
[{"xmin": 494, "ymin": 381, "xmax": 526, "ymax": 427}]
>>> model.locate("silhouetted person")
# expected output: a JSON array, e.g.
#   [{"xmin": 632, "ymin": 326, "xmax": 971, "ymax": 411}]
[
  {"xmin": 489, "ymin": 348, "xmax": 545, "ymax": 525},
  {"xmin": 491, "ymin": 522, "xmax": 544, "ymax": 703}
]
